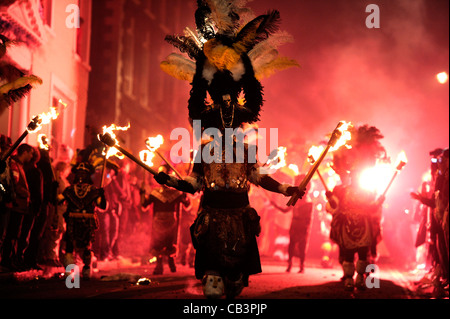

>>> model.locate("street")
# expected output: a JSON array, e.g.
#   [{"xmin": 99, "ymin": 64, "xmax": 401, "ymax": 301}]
[
  {"xmin": 1, "ymin": 255, "xmax": 447, "ymax": 317},
  {"xmin": 0, "ymin": 256, "xmax": 436, "ymax": 299}
]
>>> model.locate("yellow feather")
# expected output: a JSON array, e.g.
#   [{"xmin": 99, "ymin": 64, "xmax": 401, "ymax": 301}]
[
  {"xmin": 160, "ymin": 53, "xmax": 196, "ymax": 82},
  {"xmin": 160, "ymin": 61, "xmax": 194, "ymax": 82},
  {"xmin": 254, "ymin": 56, "xmax": 300, "ymax": 80},
  {"xmin": 203, "ymin": 39, "xmax": 241, "ymax": 70}
]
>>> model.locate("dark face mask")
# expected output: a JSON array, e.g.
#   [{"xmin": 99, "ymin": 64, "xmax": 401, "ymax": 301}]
[{"xmin": 219, "ymin": 94, "xmax": 234, "ymax": 128}]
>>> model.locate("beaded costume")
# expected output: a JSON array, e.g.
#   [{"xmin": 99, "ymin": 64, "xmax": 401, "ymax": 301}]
[{"xmin": 156, "ymin": 0, "xmax": 302, "ymax": 298}]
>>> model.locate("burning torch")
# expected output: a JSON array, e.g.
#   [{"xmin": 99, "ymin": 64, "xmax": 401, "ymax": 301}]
[
  {"xmin": 145, "ymin": 134, "xmax": 183, "ymax": 179},
  {"xmin": 97, "ymin": 123, "xmax": 133, "ymax": 187},
  {"xmin": 287, "ymin": 121, "xmax": 352, "ymax": 206},
  {"xmin": 381, "ymin": 151, "xmax": 407, "ymax": 197},
  {"xmin": 0, "ymin": 107, "xmax": 59, "ymax": 162},
  {"xmin": 98, "ymin": 127, "xmax": 158, "ymax": 179}
]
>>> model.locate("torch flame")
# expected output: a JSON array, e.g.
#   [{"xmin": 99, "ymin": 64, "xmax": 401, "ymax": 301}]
[
  {"xmin": 139, "ymin": 150, "xmax": 155, "ymax": 167},
  {"xmin": 145, "ymin": 134, "xmax": 164, "ymax": 152},
  {"xmin": 37, "ymin": 134, "xmax": 49, "ymax": 150},
  {"xmin": 100, "ymin": 123, "xmax": 131, "ymax": 159},
  {"xmin": 26, "ymin": 107, "xmax": 59, "ymax": 133},
  {"xmin": 308, "ymin": 145, "xmax": 325, "ymax": 162},
  {"xmin": 330, "ymin": 121, "xmax": 352, "ymax": 152},
  {"xmin": 396, "ymin": 150, "xmax": 407, "ymax": 170}
]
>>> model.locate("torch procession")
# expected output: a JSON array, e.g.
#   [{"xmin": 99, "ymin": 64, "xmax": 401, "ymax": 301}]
[{"xmin": 0, "ymin": 0, "xmax": 446, "ymax": 304}]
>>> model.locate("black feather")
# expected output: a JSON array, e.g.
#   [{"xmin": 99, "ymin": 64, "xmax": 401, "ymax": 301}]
[
  {"xmin": 164, "ymin": 35, "xmax": 201, "ymax": 60},
  {"xmin": 235, "ymin": 10, "xmax": 281, "ymax": 53},
  {"xmin": 0, "ymin": 84, "xmax": 32, "ymax": 106}
]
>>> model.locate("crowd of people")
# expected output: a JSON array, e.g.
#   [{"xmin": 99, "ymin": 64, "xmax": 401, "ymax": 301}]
[
  {"xmin": 0, "ymin": 133, "xmax": 200, "ymax": 277},
  {"xmin": 1, "ymin": 130, "xmax": 448, "ymax": 295}
]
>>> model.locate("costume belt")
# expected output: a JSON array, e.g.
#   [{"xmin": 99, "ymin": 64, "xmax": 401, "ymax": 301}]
[{"xmin": 202, "ymin": 189, "xmax": 249, "ymax": 209}]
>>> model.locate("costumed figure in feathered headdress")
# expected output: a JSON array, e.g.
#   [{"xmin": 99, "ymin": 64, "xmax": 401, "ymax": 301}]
[
  {"xmin": 58, "ymin": 162, "xmax": 106, "ymax": 279},
  {"xmin": 325, "ymin": 124, "xmax": 388, "ymax": 291},
  {"xmin": 155, "ymin": 0, "xmax": 303, "ymax": 299}
]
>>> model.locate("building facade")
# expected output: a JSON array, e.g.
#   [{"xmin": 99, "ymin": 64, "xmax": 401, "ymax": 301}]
[
  {"xmin": 86, "ymin": 0, "xmax": 195, "ymax": 159},
  {"xmin": 1, "ymin": 0, "xmax": 92, "ymax": 161}
]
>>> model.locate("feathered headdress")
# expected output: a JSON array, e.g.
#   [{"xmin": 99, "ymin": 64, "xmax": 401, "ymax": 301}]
[
  {"xmin": 161, "ymin": 0, "xmax": 299, "ymax": 128},
  {"xmin": 331, "ymin": 124, "xmax": 389, "ymax": 179}
]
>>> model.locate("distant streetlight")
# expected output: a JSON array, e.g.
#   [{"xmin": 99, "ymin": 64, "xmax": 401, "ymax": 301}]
[{"xmin": 436, "ymin": 71, "xmax": 448, "ymax": 84}]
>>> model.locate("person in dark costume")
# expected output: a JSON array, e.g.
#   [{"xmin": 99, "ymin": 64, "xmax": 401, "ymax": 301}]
[
  {"xmin": 156, "ymin": 0, "xmax": 302, "ymax": 299},
  {"xmin": 59, "ymin": 162, "xmax": 106, "ymax": 279},
  {"xmin": 141, "ymin": 165, "xmax": 189, "ymax": 275},
  {"xmin": 411, "ymin": 148, "xmax": 449, "ymax": 297},
  {"xmin": 325, "ymin": 124, "xmax": 387, "ymax": 291}
]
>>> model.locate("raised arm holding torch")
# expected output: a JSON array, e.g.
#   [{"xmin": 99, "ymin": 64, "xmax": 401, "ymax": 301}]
[{"xmin": 287, "ymin": 121, "xmax": 352, "ymax": 206}]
